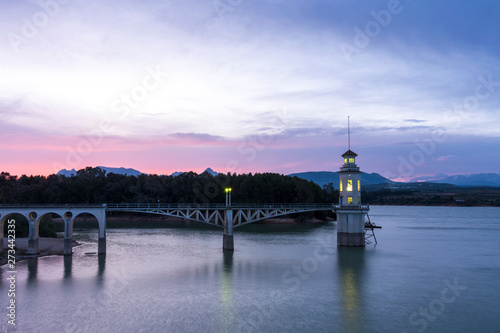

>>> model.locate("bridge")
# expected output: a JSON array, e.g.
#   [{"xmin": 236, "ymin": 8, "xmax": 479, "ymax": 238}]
[
  {"xmin": 1, "ymin": 204, "xmax": 107, "ymax": 256},
  {"xmin": 1, "ymin": 203, "xmax": 340, "ymax": 255},
  {"xmin": 107, "ymin": 203, "xmax": 334, "ymax": 226},
  {"xmin": 1, "ymin": 145, "xmax": 383, "ymax": 255}
]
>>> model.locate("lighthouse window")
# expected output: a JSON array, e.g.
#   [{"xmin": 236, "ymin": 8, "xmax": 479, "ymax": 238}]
[
  {"xmin": 340, "ymin": 181, "xmax": 343, "ymax": 191},
  {"xmin": 358, "ymin": 197, "xmax": 360, "ymax": 204},
  {"xmin": 347, "ymin": 180, "xmax": 353, "ymax": 191},
  {"xmin": 349, "ymin": 158, "xmax": 355, "ymax": 163},
  {"xmin": 344, "ymin": 158, "xmax": 347, "ymax": 164},
  {"xmin": 348, "ymin": 197, "xmax": 353, "ymax": 204},
  {"xmin": 357, "ymin": 180, "xmax": 360, "ymax": 191}
]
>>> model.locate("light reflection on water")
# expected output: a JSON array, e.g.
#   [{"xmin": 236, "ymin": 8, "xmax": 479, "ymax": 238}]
[
  {"xmin": 338, "ymin": 247, "xmax": 365, "ymax": 333},
  {"xmin": 1, "ymin": 206, "xmax": 499, "ymax": 332}
]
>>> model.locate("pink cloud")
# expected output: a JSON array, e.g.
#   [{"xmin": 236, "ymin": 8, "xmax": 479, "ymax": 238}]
[{"xmin": 3, "ymin": 129, "xmax": 499, "ymax": 179}]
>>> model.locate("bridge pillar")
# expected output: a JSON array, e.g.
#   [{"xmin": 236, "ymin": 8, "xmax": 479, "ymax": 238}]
[
  {"xmin": 28, "ymin": 238, "xmax": 39, "ymax": 254},
  {"xmin": 27, "ymin": 239, "xmax": 40, "ymax": 254},
  {"xmin": 64, "ymin": 238, "xmax": 73, "ymax": 256},
  {"xmin": 97, "ymin": 207, "xmax": 106, "ymax": 255},
  {"xmin": 223, "ymin": 209, "xmax": 234, "ymax": 251},
  {"xmin": 0, "ymin": 215, "xmax": 5, "ymax": 254},
  {"xmin": 63, "ymin": 216, "xmax": 74, "ymax": 256},
  {"xmin": 98, "ymin": 237, "xmax": 106, "ymax": 255},
  {"xmin": 27, "ymin": 215, "xmax": 39, "ymax": 254}
]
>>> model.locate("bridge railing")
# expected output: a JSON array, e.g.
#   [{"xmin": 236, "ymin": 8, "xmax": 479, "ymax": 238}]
[
  {"xmin": 332, "ymin": 204, "xmax": 370, "ymax": 210},
  {"xmin": 107, "ymin": 203, "xmax": 225, "ymax": 210},
  {"xmin": 0, "ymin": 203, "xmax": 335, "ymax": 210},
  {"xmin": 106, "ymin": 203, "xmax": 335, "ymax": 210},
  {"xmin": 0, "ymin": 204, "xmax": 107, "ymax": 208}
]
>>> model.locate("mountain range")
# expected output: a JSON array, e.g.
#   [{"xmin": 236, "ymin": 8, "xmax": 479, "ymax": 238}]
[
  {"xmin": 409, "ymin": 173, "xmax": 500, "ymax": 187},
  {"xmin": 57, "ymin": 167, "xmax": 219, "ymax": 178},
  {"xmin": 172, "ymin": 168, "xmax": 219, "ymax": 177},
  {"xmin": 57, "ymin": 166, "xmax": 144, "ymax": 177},
  {"xmin": 290, "ymin": 171, "xmax": 500, "ymax": 187},
  {"xmin": 288, "ymin": 171, "xmax": 394, "ymax": 188},
  {"xmin": 56, "ymin": 167, "xmax": 500, "ymax": 187}
]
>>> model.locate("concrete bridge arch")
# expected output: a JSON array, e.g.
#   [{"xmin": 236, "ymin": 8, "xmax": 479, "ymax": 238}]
[{"xmin": 0, "ymin": 205, "xmax": 106, "ymax": 255}]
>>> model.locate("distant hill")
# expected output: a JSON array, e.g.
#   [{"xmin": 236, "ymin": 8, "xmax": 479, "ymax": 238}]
[
  {"xmin": 203, "ymin": 168, "xmax": 219, "ymax": 176},
  {"xmin": 57, "ymin": 166, "xmax": 144, "ymax": 177},
  {"xmin": 410, "ymin": 173, "xmax": 500, "ymax": 187},
  {"xmin": 56, "ymin": 169, "xmax": 78, "ymax": 177},
  {"xmin": 56, "ymin": 166, "xmax": 499, "ymax": 187},
  {"xmin": 57, "ymin": 167, "xmax": 220, "ymax": 178},
  {"xmin": 172, "ymin": 168, "xmax": 219, "ymax": 177},
  {"xmin": 288, "ymin": 171, "xmax": 394, "ymax": 188}
]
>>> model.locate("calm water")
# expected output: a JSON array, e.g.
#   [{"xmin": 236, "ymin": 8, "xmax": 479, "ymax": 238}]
[{"xmin": 1, "ymin": 206, "xmax": 500, "ymax": 333}]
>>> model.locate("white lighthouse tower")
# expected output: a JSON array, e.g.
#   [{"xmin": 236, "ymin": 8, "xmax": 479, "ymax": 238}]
[{"xmin": 335, "ymin": 118, "xmax": 369, "ymax": 247}]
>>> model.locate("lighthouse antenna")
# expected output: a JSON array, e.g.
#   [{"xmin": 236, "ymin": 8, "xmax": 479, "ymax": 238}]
[{"xmin": 348, "ymin": 116, "xmax": 351, "ymax": 150}]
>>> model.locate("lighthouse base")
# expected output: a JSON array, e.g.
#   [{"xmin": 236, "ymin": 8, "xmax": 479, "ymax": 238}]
[
  {"xmin": 335, "ymin": 208, "xmax": 369, "ymax": 247},
  {"xmin": 337, "ymin": 232, "xmax": 365, "ymax": 247}
]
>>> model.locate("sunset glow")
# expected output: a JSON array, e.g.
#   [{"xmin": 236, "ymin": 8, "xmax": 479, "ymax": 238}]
[{"xmin": 1, "ymin": 0, "xmax": 499, "ymax": 180}]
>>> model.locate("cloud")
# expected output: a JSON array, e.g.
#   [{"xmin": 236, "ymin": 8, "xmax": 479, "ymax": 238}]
[
  {"xmin": 1, "ymin": 0, "xmax": 499, "ymax": 177},
  {"xmin": 404, "ymin": 119, "xmax": 426, "ymax": 123},
  {"xmin": 436, "ymin": 155, "xmax": 454, "ymax": 162}
]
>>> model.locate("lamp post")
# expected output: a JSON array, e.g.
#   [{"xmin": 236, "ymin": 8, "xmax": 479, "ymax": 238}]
[
  {"xmin": 225, "ymin": 188, "xmax": 232, "ymax": 207},
  {"xmin": 223, "ymin": 187, "xmax": 234, "ymax": 250}
]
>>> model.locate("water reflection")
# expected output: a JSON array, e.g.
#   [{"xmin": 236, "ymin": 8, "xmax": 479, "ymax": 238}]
[
  {"xmin": 64, "ymin": 255, "xmax": 72, "ymax": 279},
  {"xmin": 98, "ymin": 254, "xmax": 106, "ymax": 278},
  {"xmin": 27, "ymin": 257, "xmax": 38, "ymax": 286},
  {"xmin": 58, "ymin": 254, "xmax": 105, "ymax": 282},
  {"xmin": 337, "ymin": 247, "xmax": 366, "ymax": 333},
  {"xmin": 220, "ymin": 251, "xmax": 234, "ymax": 333}
]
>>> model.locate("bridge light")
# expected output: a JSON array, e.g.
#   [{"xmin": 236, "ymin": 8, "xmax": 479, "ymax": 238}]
[{"xmin": 225, "ymin": 188, "xmax": 232, "ymax": 206}]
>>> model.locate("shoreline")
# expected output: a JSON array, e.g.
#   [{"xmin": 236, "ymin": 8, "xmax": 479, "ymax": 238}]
[{"xmin": 1, "ymin": 237, "xmax": 80, "ymax": 266}]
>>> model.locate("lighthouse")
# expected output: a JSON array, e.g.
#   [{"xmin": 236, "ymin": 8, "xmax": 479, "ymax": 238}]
[{"xmin": 335, "ymin": 119, "xmax": 370, "ymax": 247}]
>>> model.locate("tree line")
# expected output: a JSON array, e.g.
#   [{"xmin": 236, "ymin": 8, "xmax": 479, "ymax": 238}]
[
  {"xmin": 362, "ymin": 189, "xmax": 500, "ymax": 206},
  {"xmin": 0, "ymin": 167, "xmax": 339, "ymax": 205},
  {"xmin": 4, "ymin": 167, "xmax": 496, "ymax": 208},
  {"xmin": 0, "ymin": 167, "xmax": 340, "ymax": 236}
]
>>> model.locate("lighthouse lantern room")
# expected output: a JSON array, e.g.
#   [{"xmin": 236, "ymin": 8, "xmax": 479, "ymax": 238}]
[{"xmin": 339, "ymin": 149, "xmax": 362, "ymax": 207}]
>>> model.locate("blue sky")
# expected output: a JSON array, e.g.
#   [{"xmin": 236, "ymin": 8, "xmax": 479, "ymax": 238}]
[{"xmin": 1, "ymin": 0, "xmax": 499, "ymax": 180}]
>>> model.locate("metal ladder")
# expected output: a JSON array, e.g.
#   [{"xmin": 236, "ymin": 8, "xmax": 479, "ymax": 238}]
[{"xmin": 364, "ymin": 212, "xmax": 381, "ymax": 245}]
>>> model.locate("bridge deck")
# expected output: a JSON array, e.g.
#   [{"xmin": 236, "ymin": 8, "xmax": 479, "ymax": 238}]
[
  {"xmin": 0, "ymin": 203, "xmax": 376, "ymax": 253},
  {"xmin": 107, "ymin": 203, "xmax": 334, "ymax": 210},
  {"xmin": 105, "ymin": 203, "xmax": 335, "ymax": 228}
]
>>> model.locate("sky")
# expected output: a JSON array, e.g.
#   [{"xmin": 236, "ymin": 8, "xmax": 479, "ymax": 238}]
[{"xmin": 1, "ymin": 0, "xmax": 500, "ymax": 181}]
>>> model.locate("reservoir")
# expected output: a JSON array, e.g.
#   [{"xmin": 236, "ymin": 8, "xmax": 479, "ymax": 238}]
[{"xmin": 1, "ymin": 205, "xmax": 499, "ymax": 332}]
